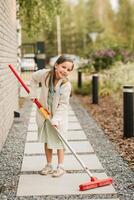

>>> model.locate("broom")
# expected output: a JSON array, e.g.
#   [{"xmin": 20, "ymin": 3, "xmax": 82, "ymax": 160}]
[{"xmin": 8, "ymin": 64, "xmax": 113, "ymax": 191}]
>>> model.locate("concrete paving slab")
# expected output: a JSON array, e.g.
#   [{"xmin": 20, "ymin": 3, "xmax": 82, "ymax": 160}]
[
  {"xmin": 68, "ymin": 116, "xmax": 79, "ymax": 122},
  {"xmin": 68, "ymin": 122, "xmax": 82, "ymax": 130},
  {"xmin": 17, "ymin": 173, "xmax": 116, "ymax": 196},
  {"xmin": 26, "ymin": 132, "xmax": 38, "ymax": 141},
  {"xmin": 69, "ymin": 110, "xmax": 75, "ymax": 114},
  {"xmin": 69, "ymin": 106, "xmax": 73, "ymax": 110},
  {"xmin": 24, "ymin": 141, "xmax": 94, "ymax": 155},
  {"xmin": 26, "ymin": 130, "xmax": 87, "ymax": 142},
  {"xmin": 27, "ymin": 124, "xmax": 38, "ymax": 131},
  {"xmin": 30, "ymin": 111, "xmax": 36, "ymax": 117},
  {"xmin": 31, "ymin": 110, "xmax": 36, "ymax": 114},
  {"xmin": 20, "ymin": 87, "xmax": 29, "ymax": 98},
  {"xmin": 27, "ymin": 123, "xmax": 83, "ymax": 132},
  {"xmin": 31, "ymin": 106, "xmax": 37, "ymax": 112},
  {"xmin": 30, "ymin": 112, "xmax": 36, "ymax": 117},
  {"xmin": 29, "ymin": 115, "xmax": 79, "ymax": 123},
  {"xmin": 68, "ymin": 130, "xmax": 87, "ymax": 140},
  {"xmin": 31, "ymin": 105, "xmax": 72, "ymax": 112},
  {"xmin": 66, "ymin": 141, "xmax": 94, "ymax": 153},
  {"xmin": 21, "ymin": 154, "xmax": 103, "ymax": 172},
  {"xmin": 29, "ymin": 117, "xmax": 36, "ymax": 123}
]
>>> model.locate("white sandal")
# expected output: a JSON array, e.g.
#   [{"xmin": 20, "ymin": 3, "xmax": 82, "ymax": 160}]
[
  {"xmin": 40, "ymin": 164, "xmax": 54, "ymax": 175},
  {"xmin": 52, "ymin": 167, "xmax": 66, "ymax": 177}
]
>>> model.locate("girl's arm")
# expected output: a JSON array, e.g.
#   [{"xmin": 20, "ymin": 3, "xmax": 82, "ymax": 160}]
[{"xmin": 30, "ymin": 69, "xmax": 48, "ymax": 99}]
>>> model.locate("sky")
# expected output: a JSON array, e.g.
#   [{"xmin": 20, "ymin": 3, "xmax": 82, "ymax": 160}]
[
  {"xmin": 67, "ymin": 0, "xmax": 119, "ymax": 12},
  {"xmin": 109, "ymin": 0, "xmax": 119, "ymax": 12}
]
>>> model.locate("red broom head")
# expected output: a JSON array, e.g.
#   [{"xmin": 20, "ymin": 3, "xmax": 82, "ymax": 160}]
[{"xmin": 79, "ymin": 177, "xmax": 113, "ymax": 191}]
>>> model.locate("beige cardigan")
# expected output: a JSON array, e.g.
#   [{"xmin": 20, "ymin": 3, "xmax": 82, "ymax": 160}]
[{"xmin": 30, "ymin": 69, "xmax": 71, "ymax": 133}]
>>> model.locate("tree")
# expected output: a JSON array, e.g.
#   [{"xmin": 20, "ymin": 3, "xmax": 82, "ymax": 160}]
[
  {"xmin": 115, "ymin": 0, "xmax": 134, "ymax": 49},
  {"xmin": 17, "ymin": 0, "xmax": 63, "ymax": 36}
]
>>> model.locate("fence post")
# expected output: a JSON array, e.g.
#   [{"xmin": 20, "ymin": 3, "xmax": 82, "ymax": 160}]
[
  {"xmin": 92, "ymin": 74, "xmax": 99, "ymax": 104},
  {"xmin": 123, "ymin": 86, "xmax": 134, "ymax": 138},
  {"xmin": 78, "ymin": 69, "xmax": 82, "ymax": 88}
]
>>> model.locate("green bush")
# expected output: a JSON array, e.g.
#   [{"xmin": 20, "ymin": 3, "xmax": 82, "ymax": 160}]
[
  {"xmin": 91, "ymin": 49, "xmax": 116, "ymax": 71},
  {"xmin": 72, "ymin": 81, "xmax": 91, "ymax": 96}
]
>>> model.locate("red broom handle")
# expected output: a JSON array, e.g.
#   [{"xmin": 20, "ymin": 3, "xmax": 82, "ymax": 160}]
[
  {"xmin": 8, "ymin": 64, "xmax": 30, "ymax": 94},
  {"xmin": 8, "ymin": 64, "xmax": 50, "ymax": 117}
]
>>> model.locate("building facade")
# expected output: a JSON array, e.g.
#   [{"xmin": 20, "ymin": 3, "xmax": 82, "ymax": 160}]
[{"xmin": 0, "ymin": 0, "xmax": 19, "ymax": 151}]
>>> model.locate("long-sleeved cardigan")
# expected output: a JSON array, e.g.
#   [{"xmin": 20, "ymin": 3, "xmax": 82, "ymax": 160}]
[{"xmin": 30, "ymin": 68, "xmax": 71, "ymax": 139}]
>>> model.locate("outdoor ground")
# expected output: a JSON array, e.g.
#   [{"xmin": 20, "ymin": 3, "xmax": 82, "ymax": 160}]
[
  {"xmin": 74, "ymin": 94, "xmax": 134, "ymax": 172},
  {"xmin": 19, "ymin": 70, "xmax": 134, "ymax": 172}
]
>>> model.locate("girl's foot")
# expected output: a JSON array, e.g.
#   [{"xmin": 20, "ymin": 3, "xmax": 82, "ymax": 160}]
[
  {"xmin": 40, "ymin": 164, "xmax": 54, "ymax": 175},
  {"xmin": 52, "ymin": 167, "xmax": 66, "ymax": 177}
]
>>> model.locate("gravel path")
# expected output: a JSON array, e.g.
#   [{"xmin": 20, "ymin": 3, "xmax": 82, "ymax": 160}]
[
  {"xmin": 0, "ymin": 99, "xmax": 32, "ymax": 200},
  {"xmin": 0, "ymin": 97, "xmax": 133, "ymax": 200},
  {"xmin": 71, "ymin": 96, "xmax": 134, "ymax": 200}
]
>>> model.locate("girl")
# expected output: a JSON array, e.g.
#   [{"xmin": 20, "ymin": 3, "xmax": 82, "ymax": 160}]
[{"xmin": 30, "ymin": 55, "xmax": 74, "ymax": 177}]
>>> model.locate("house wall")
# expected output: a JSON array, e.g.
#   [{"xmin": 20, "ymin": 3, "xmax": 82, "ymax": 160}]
[{"xmin": 0, "ymin": 0, "xmax": 18, "ymax": 151}]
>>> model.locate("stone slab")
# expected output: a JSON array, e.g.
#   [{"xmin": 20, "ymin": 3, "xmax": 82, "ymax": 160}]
[
  {"xmin": 26, "ymin": 130, "xmax": 87, "ymax": 142},
  {"xmin": 17, "ymin": 173, "xmax": 116, "ymax": 196},
  {"xmin": 31, "ymin": 110, "xmax": 36, "ymax": 114},
  {"xmin": 68, "ymin": 116, "xmax": 79, "ymax": 122},
  {"xmin": 69, "ymin": 106, "xmax": 73, "ymax": 110},
  {"xmin": 26, "ymin": 132, "xmax": 38, "ymax": 141},
  {"xmin": 28, "ymin": 116, "xmax": 79, "ymax": 124},
  {"xmin": 20, "ymin": 87, "xmax": 29, "ymax": 98},
  {"xmin": 27, "ymin": 124, "xmax": 83, "ymax": 135},
  {"xmin": 27, "ymin": 124, "xmax": 38, "ymax": 131},
  {"xmin": 21, "ymin": 154, "xmax": 103, "ymax": 172},
  {"xmin": 30, "ymin": 109, "xmax": 76, "ymax": 117},
  {"xmin": 68, "ymin": 130, "xmax": 87, "ymax": 140},
  {"xmin": 27, "ymin": 122, "xmax": 82, "ymax": 131},
  {"xmin": 66, "ymin": 141, "xmax": 94, "ymax": 153},
  {"xmin": 68, "ymin": 122, "xmax": 82, "ymax": 130},
  {"xmin": 29, "ymin": 117, "xmax": 36, "ymax": 123},
  {"xmin": 30, "ymin": 111, "xmax": 36, "ymax": 117},
  {"xmin": 24, "ymin": 141, "xmax": 94, "ymax": 155},
  {"xmin": 69, "ymin": 110, "xmax": 75, "ymax": 115},
  {"xmin": 27, "ymin": 121, "xmax": 82, "ymax": 131},
  {"xmin": 31, "ymin": 106, "xmax": 37, "ymax": 112}
]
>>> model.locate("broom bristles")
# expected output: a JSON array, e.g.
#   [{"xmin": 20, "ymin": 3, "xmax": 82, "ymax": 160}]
[{"xmin": 79, "ymin": 177, "xmax": 113, "ymax": 191}]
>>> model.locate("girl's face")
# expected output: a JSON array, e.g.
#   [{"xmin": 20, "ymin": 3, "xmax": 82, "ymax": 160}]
[{"xmin": 55, "ymin": 61, "xmax": 73, "ymax": 79}]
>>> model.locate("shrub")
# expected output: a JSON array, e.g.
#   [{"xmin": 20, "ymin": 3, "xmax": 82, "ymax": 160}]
[
  {"xmin": 72, "ymin": 81, "xmax": 91, "ymax": 96},
  {"xmin": 115, "ymin": 48, "xmax": 134, "ymax": 64},
  {"xmin": 91, "ymin": 49, "xmax": 116, "ymax": 71}
]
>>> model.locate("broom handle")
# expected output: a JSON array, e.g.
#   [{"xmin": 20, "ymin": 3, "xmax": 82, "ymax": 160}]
[
  {"xmin": 8, "ymin": 64, "xmax": 93, "ymax": 178},
  {"xmin": 8, "ymin": 64, "xmax": 50, "ymax": 117},
  {"xmin": 53, "ymin": 123, "xmax": 93, "ymax": 178},
  {"xmin": 8, "ymin": 64, "xmax": 30, "ymax": 93}
]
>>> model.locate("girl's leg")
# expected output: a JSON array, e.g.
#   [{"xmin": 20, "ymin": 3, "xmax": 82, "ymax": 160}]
[
  {"xmin": 57, "ymin": 149, "xmax": 64, "ymax": 164},
  {"xmin": 40, "ymin": 143, "xmax": 53, "ymax": 175},
  {"xmin": 52, "ymin": 149, "xmax": 65, "ymax": 177},
  {"xmin": 44, "ymin": 143, "xmax": 53, "ymax": 163}
]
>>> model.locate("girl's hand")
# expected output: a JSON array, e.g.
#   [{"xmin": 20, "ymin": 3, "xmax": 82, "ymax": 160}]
[
  {"xmin": 52, "ymin": 124, "xmax": 57, "ymax": 128},
  {"xmin": 30, "ymin": 98, "xmax": 35, "ymax": 102}
]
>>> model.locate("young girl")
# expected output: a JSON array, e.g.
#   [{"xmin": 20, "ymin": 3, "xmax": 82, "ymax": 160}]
[{"xmin": 30, "ymin": 55, "xmax": 74, "ymax": 177}]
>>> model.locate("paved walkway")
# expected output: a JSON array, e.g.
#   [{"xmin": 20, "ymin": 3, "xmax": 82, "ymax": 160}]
[{"xmin": 16, "ymin": 102, "xmax": 119, "ymax": 199}]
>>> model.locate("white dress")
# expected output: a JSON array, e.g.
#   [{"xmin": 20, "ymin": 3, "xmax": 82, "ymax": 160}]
[{"xmin": 38, "ymin": 79, "xmax": 65, "ymax": 150}]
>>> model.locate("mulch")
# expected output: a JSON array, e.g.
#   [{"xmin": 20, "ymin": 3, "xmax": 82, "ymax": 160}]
[{"xmin": 74, "ymin": 94, "xmax": 134, "ymax": 171}]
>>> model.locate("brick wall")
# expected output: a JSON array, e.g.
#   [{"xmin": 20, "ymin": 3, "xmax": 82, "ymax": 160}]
[{"xmin": 0, "ymin": 0, "xmax": 18, "ymax": 151}]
